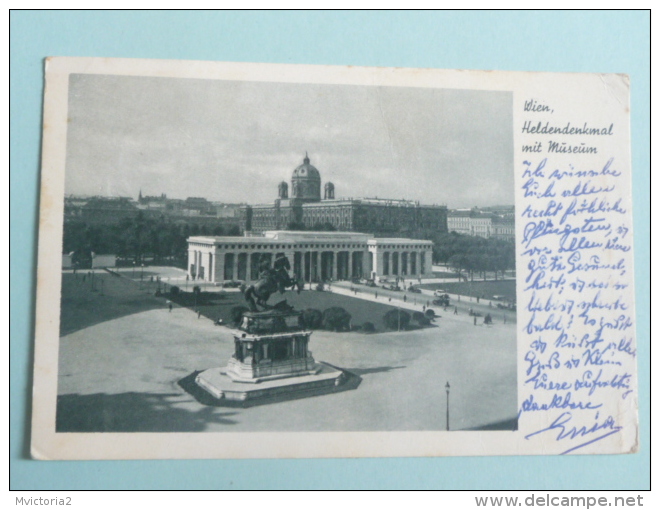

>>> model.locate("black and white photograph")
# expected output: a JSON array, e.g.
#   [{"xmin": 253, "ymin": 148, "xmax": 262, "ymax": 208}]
[{"xmin": 55, "ymin": 67, "xmax": 517, "ymax": 435}]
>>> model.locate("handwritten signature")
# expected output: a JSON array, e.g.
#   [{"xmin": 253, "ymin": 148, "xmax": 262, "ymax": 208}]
[{"xmin": 524, "ymin": 411, "xmax": 622, "ymax": 454}]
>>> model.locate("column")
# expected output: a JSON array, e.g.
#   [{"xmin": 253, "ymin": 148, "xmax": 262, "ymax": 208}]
[
  {"xmin": 232, "ymin": 252, "xmax": 238, "ymax": 281},
  {"xmin": 188, "ymin": 248, "xmax": 195, "ymax": 277},
  {"xmin": 214, "ymin": 252, "xmax": 225, "ymax": 283},
  {"xmin": 363, "ymin": 250, "xmax": 371, "ymax": 280},
  {"xmin": 332, "ymin": 251, "xmax": 338, "ymax": 280}
]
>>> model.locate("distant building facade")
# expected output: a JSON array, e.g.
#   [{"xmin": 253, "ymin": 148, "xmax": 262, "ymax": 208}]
[
  {"xmin": 447, "ymin": 207, "xmax": 515, "ymax": 241},
  {"xmin": 65, "ymin": 193, "xmax": 243, "ymax": 231},
  {"xmin": 188, "ymin": 230, "xmax": 433, "ymax": 283},
  {"xmin": 75, "ymin": 197, "xmax": 139, "ymax": 224},
  {"xmin": 491, "ymin": 216, "xmax": 515, "ymax": 241},
  {"xmin": 239, "ymin": 155, "xmax": 448, "ymax": 237}
]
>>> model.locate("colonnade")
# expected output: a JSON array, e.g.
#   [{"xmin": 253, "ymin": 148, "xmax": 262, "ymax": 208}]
[
  {"xmin": 372, "ymin": 250, "xmax": 427, "ymax": 279},
  {"xmin": 214, "ymin": 249, "xmax": 368, "ymax": 283},
  {"xmin": 189, "ymin": 246, "xmax": 369, "ymax": 283},
  {"xmin": 188, "ymin": 235, "xmax": 433, "ymax": 283}
]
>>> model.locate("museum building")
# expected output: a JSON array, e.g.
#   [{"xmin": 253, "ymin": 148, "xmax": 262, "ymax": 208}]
[
  {"xmin": 187, "ymin": 230, "xmax": 434, "ymax": 283},
  {"xmin": 238, "ymin": 154, "xmax": 448, "ymax": 236}
]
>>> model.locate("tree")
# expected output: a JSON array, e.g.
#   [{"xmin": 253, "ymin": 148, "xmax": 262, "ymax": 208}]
[
  {"xmin": 417, "ymin": 316, "xmax": 431, "ymax": 326},
  {"xmin": 383, "ymin": 309, "xmax": 411, "ymax": 330},
  {"xmin": 362, "ymin": 321, "xmax": 376, "ymax": 333},
  {"xmin": 226, "ymin": 225, "xmax": 241, "ymax": 236},
  {"xmin": 322, "ymin": 307, "xmax": 352, "ymax": 332},
  {"xmin": 302, "ymin": 309, "xmax": 323, "ymax": 329},
  {"xmin": 412, "ymin": 311, "xmax": 426, "ymax": 322}
]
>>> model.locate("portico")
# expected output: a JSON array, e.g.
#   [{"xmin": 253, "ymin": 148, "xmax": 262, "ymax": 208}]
[{"xmin": 188, "ymin": 231, "xmax": 434, "ymax": 284}]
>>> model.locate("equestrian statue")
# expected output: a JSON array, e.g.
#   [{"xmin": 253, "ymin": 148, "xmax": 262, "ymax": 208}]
[{"xmin": 244, "ymin": 253, "xmax": 304, "ymax": 312}]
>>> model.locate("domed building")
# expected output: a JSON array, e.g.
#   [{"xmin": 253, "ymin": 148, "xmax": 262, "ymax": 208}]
[
  {"xmin": 239, "ymin": 153, "xmax": 448, "ymax": 238},
  {"xmin": 193, "ymin": 153, "xmax": 446, "ymax": 283}
]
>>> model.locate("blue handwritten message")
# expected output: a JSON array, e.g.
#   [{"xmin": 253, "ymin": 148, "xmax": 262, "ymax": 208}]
[{"xmin": 518, "ymin": 98, "xmax": 636, "ymax": 454}]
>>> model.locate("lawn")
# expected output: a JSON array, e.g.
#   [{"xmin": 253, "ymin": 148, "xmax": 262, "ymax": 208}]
[
  {"xmin": 61, "ymin": 269, "xmax": 418, "ymax": 336},
  {"xmin": 59, "ymin": 271, "xmax": 167, "ymax": 336},
  {"xmin": 418, "ymin": 279, "xmax": 516, "ymax": 302},
  {"xmin": 170, "ymin": 288, "xmax": 408, "ymax": 333}
]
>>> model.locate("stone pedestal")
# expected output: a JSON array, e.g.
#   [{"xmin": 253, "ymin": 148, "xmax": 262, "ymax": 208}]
[{"xmin": 195, "ymin": 310, "xmax": 349, "ymax": 405}]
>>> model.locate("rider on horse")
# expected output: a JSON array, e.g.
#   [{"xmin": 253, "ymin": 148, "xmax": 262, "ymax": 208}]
[{"xmin": 244, "ymin": 253, "xmax": 302, "ymax": 311}]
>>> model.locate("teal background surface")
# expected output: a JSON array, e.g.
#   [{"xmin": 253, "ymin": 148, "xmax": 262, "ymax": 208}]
[{"xmin": 10, "ymin": 10, "xmax": 650, "ymax": 489}]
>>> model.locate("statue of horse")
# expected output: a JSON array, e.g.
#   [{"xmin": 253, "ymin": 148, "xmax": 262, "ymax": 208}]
[{"xmin": 244, "ymin": 254, "xmax": 304, "ymax": 312}]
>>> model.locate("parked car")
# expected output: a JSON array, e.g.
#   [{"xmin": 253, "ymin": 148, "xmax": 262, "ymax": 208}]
[
  {"xmin": 433, "ymin": 289, "xmax": 448, "ymax": 297},
  {"xmin": 432, "ymin": 294, "xmax": 450, "ymax": 307},
  {"xmin": 408, "ymin": 287, "xmax": 422, "ymax": 294}
]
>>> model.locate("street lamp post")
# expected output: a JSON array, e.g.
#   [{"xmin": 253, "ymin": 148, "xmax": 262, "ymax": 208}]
[{"xmin": 445, "ymin": 381, "xmax": 451, "ymax": 431}]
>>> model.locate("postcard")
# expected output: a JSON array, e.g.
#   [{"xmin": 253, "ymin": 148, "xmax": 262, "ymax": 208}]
[{"xmin": 31, "ymin": 58, "xmax": 638, "ymax": 459}]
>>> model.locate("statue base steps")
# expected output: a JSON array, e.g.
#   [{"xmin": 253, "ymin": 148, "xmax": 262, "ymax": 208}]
[{"xmin": 195, "ymin": 362, "xmax": 348, "ymax": 405}]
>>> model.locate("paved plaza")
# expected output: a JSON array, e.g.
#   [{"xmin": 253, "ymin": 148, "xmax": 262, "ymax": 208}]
[{"xmin": 56, "ymin": 269, "xmax": 518, "ymax": 433}]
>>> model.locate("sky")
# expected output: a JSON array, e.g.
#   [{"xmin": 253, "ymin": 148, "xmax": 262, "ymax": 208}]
[{"xmin": 65, "ymin": 73, "xmax": 514, "ymax": 208}]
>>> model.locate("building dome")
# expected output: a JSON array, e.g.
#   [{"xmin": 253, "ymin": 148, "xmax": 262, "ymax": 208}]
[
  {"xmin": 292, "ymin": 153, "xmax": 321, "ymax": 181},
  {"xmin": 291, "ymin": 153, "xmax": 321, "ymax": 201}
]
